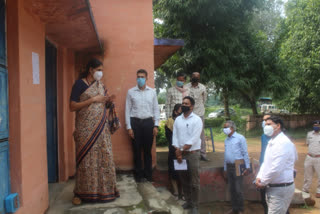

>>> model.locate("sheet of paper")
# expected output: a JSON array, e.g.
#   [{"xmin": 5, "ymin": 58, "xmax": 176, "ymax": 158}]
[
  {"xmin": 174, "ymin": 159, "xmax": 188, "ymax": 170},
  {"xmin": 32, "ymin": 52, "xmax": 40, "ymax": 84}
]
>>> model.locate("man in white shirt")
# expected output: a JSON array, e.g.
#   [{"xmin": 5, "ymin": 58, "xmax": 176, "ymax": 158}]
[
  {"xmin": 185, "ymin": 72, "xmax": 208, "ymax": 161},
  {"xmin": 173, "ymin": 96, "xmax": 202, "ymax": 214},
  {"xmin": 256, "ymin": 116, "xmax": 298, "ymax": 214},
  {"xmin": 125, "ymin": 69, "xmax": 160, "ymax": 182}
]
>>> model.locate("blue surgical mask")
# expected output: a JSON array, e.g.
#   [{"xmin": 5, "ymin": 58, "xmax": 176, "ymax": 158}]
[
  {"xmin": 262, "ymin": 121, "xmax": 266, "ymax": 128},
  {"xmin": 313, "ymin": 126, "xmax": 320, "ymax": 132},
  {"xmin": 137, "ymin": 78, "xmax": 146, "ymax": 87},
  {"xmin": 176, "ymin": 81, "xmax": 184, "ymax": 87}
]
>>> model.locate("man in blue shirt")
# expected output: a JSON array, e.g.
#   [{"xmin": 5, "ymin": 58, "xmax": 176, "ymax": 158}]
[
  {"xmin": 223, "ymin": 120, "xmax": 250, "ymax": 214},
  {"xmin": 259, "ymin": 114, "xmax": 271, "ymax": 214}
]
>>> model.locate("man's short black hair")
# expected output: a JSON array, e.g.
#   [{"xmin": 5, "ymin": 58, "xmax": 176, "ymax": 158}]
[
  {"xmin": 176, "ymin": 72, "xmax": 186, "ymax": 79},
  {"xmin": 266, "ymin": 116, "xmax": 284, "ymax": 130},
  {"xmin": 183, "ymin": 96, "xmax": 195, "ymax": 106},
  {"xmin": 137, "ymin": 69, "xmax": 148, "ymax": 77}
]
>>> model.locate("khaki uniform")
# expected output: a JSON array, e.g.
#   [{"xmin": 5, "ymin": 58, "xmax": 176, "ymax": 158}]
[{"xmin": 303, "ymin": 131, "xmax": 320, "ymax": 193}]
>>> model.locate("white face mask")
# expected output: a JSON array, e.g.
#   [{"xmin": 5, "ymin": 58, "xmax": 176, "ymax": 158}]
[
  {"xmin": 93, "ymin": 71, "xmax": 103, "ymax": 81},
  {"xmin": 223, "ymin": 127, "xmax": 232, "ymax": 135},
  {"xmin": 262, "ymin": 121, "xmax": 266, "ymax": 128},
  {"xmin": 263, "ymin": 125, "xmax": 274, "ymax": 137}
]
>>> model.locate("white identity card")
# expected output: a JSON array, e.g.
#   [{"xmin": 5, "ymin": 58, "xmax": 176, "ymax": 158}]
[{"xmin": 174, "ymin": 159, "xmax": 188, "ymax": 170}]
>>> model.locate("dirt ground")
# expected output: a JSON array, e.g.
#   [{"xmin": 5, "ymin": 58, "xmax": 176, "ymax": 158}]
[{"xmin": 157, "ymin": 137, "xmax": 320, "ymax": 213}]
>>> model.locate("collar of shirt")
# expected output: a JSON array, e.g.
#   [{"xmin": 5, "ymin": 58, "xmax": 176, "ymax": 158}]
[
  {"xmin": 268, "ymin": 132, "xmax": 284, "ymax": 146},
  {"xmin": 181, "ymin": 112, "xmax": 195, "ymax": 120},
  {"xmin": 134, "ymin": 85, "xmax": 151, "ymax": 91},
  {"xmin": 226, "ymin": 132, "xmax": 237, "ymax": 139},
  {"xmin": 312, "ymin": 131, "xmax": 320, "ymax": 135}
]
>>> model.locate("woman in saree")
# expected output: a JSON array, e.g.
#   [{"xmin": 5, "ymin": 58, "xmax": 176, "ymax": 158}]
[{"xmin": 69, "ymin": 58, "xmax": 120, "ymax": 205}]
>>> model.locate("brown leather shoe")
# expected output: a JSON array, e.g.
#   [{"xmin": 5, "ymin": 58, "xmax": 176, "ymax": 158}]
[{"xmin": 316, "ymin": 193, "xmax": 320, "ymax": 198}]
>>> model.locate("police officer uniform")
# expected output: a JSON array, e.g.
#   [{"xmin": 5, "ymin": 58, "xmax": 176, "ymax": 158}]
[{"xmin": 303, "ymin": 120, "xmax": 320, "ymax": 198}]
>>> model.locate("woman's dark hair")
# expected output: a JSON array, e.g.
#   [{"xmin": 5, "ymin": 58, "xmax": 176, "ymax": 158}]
[
  {"xmin": 79, "ymin": 58, "xmax": 103, "ymax": 79},
  {"xmin": 267, "ymin": 116, "xmax": 285, "ymax": 130},
  {"xmin": 172, "ymin": 103, "xmax": 182, "ymax": 118}
]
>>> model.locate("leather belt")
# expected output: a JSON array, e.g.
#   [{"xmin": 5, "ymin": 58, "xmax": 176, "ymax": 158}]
[
  {"xmin": 182, "ymin": 149, "xmax": 200, "ymax": 155},
  {"xmin": 308, "ymin": 153, "xmax": 320, "ymax": 158},
  {"xmin": 268, "ymin": 182, "xmax": 293, "ymax": 187},
  {"xmin": 131, "ymin": 117, "xmax": 152, "ymax": 122}
]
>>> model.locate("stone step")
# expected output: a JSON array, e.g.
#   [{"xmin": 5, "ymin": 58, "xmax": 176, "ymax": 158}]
[
  {"xmin": 137, "ymin": 182, "xmax": 186, "ymax": 214},
  {"xmin": 292, "ymin": 188, "xmax": 316, "ymax": 206}
]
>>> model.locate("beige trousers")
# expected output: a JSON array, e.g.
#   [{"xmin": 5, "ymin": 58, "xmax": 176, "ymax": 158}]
[{"xmin": 303, "ymin": 155, "xmax": 320, "ymax": 193}]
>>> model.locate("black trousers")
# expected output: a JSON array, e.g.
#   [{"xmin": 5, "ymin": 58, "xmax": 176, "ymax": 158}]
[
  {"xmin": 260, "ymin": 188, "xmax": 268, "ymax": 214},
  {"xmin": 165, "ymin": 126, "xmax": 179, "ymax": 180},
  {"xmin": 131, "ymin": 117, "xmax": 154, "ymax": 181},
  {"xmin": 227, "ymin": 164, "xmax": 244, "ymax": 212}
]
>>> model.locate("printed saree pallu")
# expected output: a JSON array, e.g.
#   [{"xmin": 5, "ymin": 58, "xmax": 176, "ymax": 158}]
[{"xmin": 73, "ymin": 81, "xmax": 120, "ymax": 202}]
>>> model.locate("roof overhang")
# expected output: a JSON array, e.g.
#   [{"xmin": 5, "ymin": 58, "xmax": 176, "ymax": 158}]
[
  {"xmin": 154, "ymin": 38, "xmax": 184, "ymax": 70},
  {"xmin": 24, "ymin": 0, "xmax": 102, "ymax": 52}
]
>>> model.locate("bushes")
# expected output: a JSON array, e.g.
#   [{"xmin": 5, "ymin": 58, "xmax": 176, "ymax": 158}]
[
  {"xmin": 204, "ymin": 117, "xmax": 225, "ymax": 128},
  {"xmin": 156, "ymin": 121, "xmax": 168, "ymax": 147}
]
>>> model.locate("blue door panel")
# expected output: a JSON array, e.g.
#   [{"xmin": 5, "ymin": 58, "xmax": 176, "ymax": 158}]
[
  {"xmin": 45, "ymin": 40, "xmax": 58, "ymax": 183},
  {"xmin": 0, "ymin": 1, "xmax": 10, "ymax": 214},
  {"xmin": 0, "ymin": 142, "xmax": 10, "ymax": 214},
  {"xmin": 0, "ymin": 67, "xmax": 8, "ymax": 139},
  {"xmin": 0, "ymin": 0, "xmax": 6, "ymax": 66}
]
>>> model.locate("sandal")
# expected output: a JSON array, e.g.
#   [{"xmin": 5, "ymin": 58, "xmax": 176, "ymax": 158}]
[{"xmin": 72, "ymin": 197, "xmax": 82, "ymax": 205}]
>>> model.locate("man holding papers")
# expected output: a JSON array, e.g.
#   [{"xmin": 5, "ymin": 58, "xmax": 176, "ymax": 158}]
[
  {"xmin": 223, "ymin": 120, "xmax": 250, "ymax": 214},
  {"xmin": 172, "ymin": 96, "xmax": 203, "ymax": 214}
]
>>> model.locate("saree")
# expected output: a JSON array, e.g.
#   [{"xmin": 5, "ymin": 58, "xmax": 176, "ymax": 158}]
[{"xmin": 73, "ymin": 81, "xmax": 120, "ymax": 202}]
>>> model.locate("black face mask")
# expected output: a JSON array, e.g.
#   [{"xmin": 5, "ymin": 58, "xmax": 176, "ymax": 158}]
[
  {"xmin": 191, "ymin": 77, "xmax": 200, "ymax": 83},
  {"xmin": 181, "ymin": 105, "xmax": 190, "ymax": 113}
]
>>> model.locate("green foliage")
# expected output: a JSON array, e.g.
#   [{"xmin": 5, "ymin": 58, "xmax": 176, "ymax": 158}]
[
  {"xmin": 154, "ymin": 0, "xmax": 288, "ymax": 116},
  {"xmin": 278, "ymin": 0, "xmax": 320, "ymax": 113},
  {"xmin": 204, "ymin": 118, "xmax": 225, "ymax": 129},
  {"xmin": 157, "ymin": 91, "xmax": 166, "ymax": 104},
  {"xmin": 156, "ymin": 121, "xmax": 168, "ymax": 146}
]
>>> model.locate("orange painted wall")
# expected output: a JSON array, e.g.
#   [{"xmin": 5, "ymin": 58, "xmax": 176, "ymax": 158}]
[
  {"xmin": 7, "ymin": 0, "xmax": 49, "ymax": 213},
  {"xmin": 90, "ymin": 0, "xmax": 155, "ymax": 170}
]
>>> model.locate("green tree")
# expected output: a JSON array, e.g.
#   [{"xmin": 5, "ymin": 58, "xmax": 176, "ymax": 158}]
[
  {"xmin": 279, "ymin": 0, "xmax": 320, "ymax": 113},
  {"xmin": 154, "ymin": 0, "xmax": 288, "ymax": 116}
]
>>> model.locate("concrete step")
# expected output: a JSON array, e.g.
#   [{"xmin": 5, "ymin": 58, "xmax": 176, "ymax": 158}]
[
  {"xmin": 292, "ymin": 188, "xmax": 316, "ymax": 206},
  {"xmin": 137, "ymin": 182, "xmax": 186, "ymax": 214}
]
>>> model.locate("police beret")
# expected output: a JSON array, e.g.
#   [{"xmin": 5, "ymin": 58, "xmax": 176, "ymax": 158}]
[{"xmin": 313, "ymin": 120, "xmax": 320, "ymax": 125}]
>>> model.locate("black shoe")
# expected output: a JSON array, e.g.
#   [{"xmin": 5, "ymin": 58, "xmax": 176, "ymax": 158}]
[
  {"xmin": 200, "ymin": 156, "xmax": 210, "ymax": 161},
  {"xmin": 182, "ymin": 202, "xmax": 192, "ymax": 209}
]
